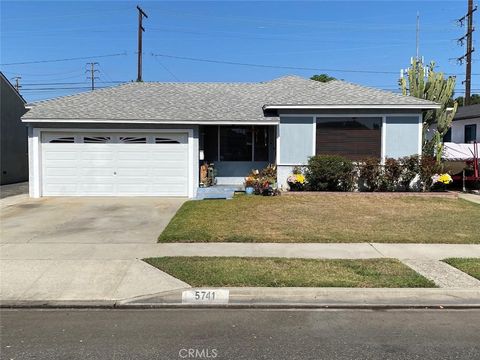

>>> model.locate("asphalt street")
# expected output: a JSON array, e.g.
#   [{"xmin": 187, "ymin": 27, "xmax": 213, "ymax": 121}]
[{"xmin": 1, "ymin": 309, "xmax": 479, "ymax": 360}]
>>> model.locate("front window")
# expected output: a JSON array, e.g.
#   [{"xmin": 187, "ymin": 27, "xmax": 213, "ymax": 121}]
[
  {"xmin": 204, "ymin": 126, "xmax": 270, "ymax": 162},
  {"xmin": 465, "ymin": 124, "xmax": 477, "ymax": 143},
  {"xmin": 316, "ymin": 117, "xmax": 382, "ymax": 160},
  {"xmin": 220, "ymin": 126, "xmax": 253, "ymax": 161}
]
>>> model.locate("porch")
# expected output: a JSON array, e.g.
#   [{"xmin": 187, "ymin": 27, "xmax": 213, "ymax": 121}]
[{"xmin": 199, "ymin": 125, "xmax": 276, "ymax": 186}]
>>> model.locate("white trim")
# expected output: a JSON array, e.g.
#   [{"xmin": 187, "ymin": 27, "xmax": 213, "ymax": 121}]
[
  {"xmin": 277, "ymin": 163, "xmax": 309, "ymax": 166},
  {"xmin": 187, "ymin": 130, "xmax": 195, "ymax": 198},
  {"xmin": 275, "ymin": 124, "xmax": 280, "ymax": 165},
  {"xmin": 33, "ymin": 128, "xmax": 196, "ymax": 198},
  {"xmin": 277, "ymin": 114, "xmax": 315, "ymax": 118},
  {"xmin": 28, "ymin": 127, "xmax": 41, "ymax": 198},
  {"xmin": 313, "ymin": 113, "xmax": 423, "ymax": 118},
  {"xmin": 311, "ymin": 117, "xmax": 316, "ymax": 155},
  {"xmin": 417, "ymin": 114, "xmax": 423, "ymax": 155},
  {"xmin": 266, "ymin": 104, "xmax": 440, "ymax": 110},
  {"xmin": 22, "ymin": 118, "xmax": 279, "ymax": 125},
  {"xmin": 381, "ymin": 116, "xmax": 386, "ymax": 164}
]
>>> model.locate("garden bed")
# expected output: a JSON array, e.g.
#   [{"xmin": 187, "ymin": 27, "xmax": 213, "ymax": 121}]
[{"xmin": 282, "ymin": 191, "xmax": 459, "ymax": 198}]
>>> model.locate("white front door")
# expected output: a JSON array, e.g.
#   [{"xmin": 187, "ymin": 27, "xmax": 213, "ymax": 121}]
[{"xmin": 41, "ymin": 132, "xmax": 189, "ymax": 196}]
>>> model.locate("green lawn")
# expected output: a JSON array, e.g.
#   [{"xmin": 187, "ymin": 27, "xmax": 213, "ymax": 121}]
[
  {"xmin": 144, "ymin": 257, "xmax": 436, "ymax": 288},
  {"xmin": 443, "ymin": 258, "xmax": 480, "ymax": 280},
  {"xmin": 158, "ymin": 195, "xmax": 480, "ymax": 243}
]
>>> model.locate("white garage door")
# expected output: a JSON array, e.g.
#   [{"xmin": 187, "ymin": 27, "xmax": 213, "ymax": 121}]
[{"xmin": 41, "ymin": 132, "xmax": 189, "ymax": 196}]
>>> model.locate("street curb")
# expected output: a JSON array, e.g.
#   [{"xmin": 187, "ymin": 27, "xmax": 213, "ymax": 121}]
[
  {"xmin": 3, "ymin": 288, "xmax": 479, "ymax": 310},
  {"xmin": 1, "ymin": 302, "xmax": 480, "ymax": 310}
]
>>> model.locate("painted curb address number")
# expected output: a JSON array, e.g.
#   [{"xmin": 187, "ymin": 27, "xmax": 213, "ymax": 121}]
[{"xmin": 182, "ymin": 289, "xmax": 229, "ymax": 304}]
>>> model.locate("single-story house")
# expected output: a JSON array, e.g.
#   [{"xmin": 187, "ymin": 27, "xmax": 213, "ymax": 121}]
[
  {"xmin": 1, "ymin": 72, "xmax": 28, "ymax": 185},
  {"xmin": 443, "ymin": 104, "xmax": 480, "ymax": 143},
  {"xmin": 22, "ymin": 75, "xmax": 438, "ymax": 198}
]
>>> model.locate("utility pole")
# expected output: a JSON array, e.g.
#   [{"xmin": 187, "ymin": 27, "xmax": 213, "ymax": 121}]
[
  {"xmin": 136, "ymin": 5, "xmax": 148, "ymax": 82},
  {"xmin": 86, "ymin": 62, "xmax": 99, "ymax": 90},
  {"xmin": 11, "ymin": 76, "xmax": 21, "ymax": 92},
  {"xmin": 457, "ymin": 0, "xmax": 477, "ymax": 105}
]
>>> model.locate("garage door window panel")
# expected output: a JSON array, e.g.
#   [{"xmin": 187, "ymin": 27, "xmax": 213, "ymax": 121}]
[
  {"xmin": 49, "ymin": 136, "xmax": 75, "ymax": 143},
  {"xmin": 119, "ymin": 136, "xmax": 147, "ymax": 144},
  {"xmin": 83, "ymin": 136, "xmax": 111, "ymax": 143},
  {"xmin": 155, "ymin": 137, "xmax": 180, "ymax": 144}
]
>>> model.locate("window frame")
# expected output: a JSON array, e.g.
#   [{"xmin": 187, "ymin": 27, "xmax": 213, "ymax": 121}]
[
  {"xmin": 206, "ymin": 126, "xmax": 270, "ymax": 162},
  {"xmin": 315, "ymin": 116, "xmax": 383, "ymax": 161},
  {"xmin": 464, "ymin": 124, "xmax": 477, "ymax": 143}
]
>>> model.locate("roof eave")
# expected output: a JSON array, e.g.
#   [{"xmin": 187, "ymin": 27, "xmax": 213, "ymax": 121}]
[
  {"xmin": 21, "ymin": 118, "xmax": 280, "ymax": 125},
  {"xmin": 263, "ymin": 104, "xmax": 441, "ymax": 110}
]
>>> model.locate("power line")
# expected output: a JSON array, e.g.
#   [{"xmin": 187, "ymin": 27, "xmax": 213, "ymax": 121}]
[
  {"xmin": 21, "ymin": 87, "xmax": 109, "ymax": 91},
  {"xmin": 151, "ymin": 53, "xmax": 480, "ymax": 76},
  {"xmin": 152, "ymin": 56, "xmax": 180, "ymax": 81},
  {"xmin": 0, "ymin": 52, "xmax": 127, "ymax": 66},
  {"xmin": 21, "ymin": 81, "xmax": 124, "ymax": 86},
  {"xmin": 151, "ymin": 53, "xmax": 399, "ymax": 74}
]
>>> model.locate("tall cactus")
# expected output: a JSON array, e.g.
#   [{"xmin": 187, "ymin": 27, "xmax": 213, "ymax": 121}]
[{"xmin": 399, "ymin": 59, "xmax": 458, "ymax": 160}]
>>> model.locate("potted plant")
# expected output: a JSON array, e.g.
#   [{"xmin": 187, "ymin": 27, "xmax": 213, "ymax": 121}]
[
  {"xmin": 287, "ymin": 173, "xmax": 306, "ymax": 191},
  {"xmin": 244, "ymin": 176, "xmax": 256, "ymax": 195},
  {"xmin": 244, "ymin": 165, "xmax": 279, "ymax": 196},
  {"xmin": 431, "ymin": 173, "xmax": 453, "ymax": 191}
]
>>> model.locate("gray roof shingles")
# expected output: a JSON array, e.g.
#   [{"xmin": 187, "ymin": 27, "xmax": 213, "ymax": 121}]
[
  {"xmin": 23, "ymin": 75, "xmax": 438, "ymax": 122},
  {"xmin": 453, "ymin": 104, "xmax": 480, "ymax": 121}
]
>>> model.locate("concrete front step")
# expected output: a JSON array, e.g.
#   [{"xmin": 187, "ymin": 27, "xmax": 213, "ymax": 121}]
[{"xmin": 195, "ymin": 185, "xmax": 243, "ymax": 200}]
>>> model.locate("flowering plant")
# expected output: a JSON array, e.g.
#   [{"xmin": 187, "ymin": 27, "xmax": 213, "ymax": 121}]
[
  {"xmin": 431, "ymin": 173, "xmax": 453, "ymax": 185},
  {"xmin": 287, "ymin": 174, "xmax": 305, "ymax": 184},
  {"xmin": 244, "ymin": 176, "xmax": 256, "ymax": 188},
  {"xmin": 287, "ymin": 172, "xmax": 306, "ymax": 191},
  {"xmin": 244, "ymin": 164, "xmax": 278, "ymax": 196}
]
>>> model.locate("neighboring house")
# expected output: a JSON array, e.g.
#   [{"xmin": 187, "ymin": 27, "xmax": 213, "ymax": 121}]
[
  {"xmin": 443, "ymin": 104, "xmax": 480, "ymax": 143},
  {"xmin": 21, "ymin": 75, "xmax": 438, "ymax": 198},
  {"xmin": 1, "ymin": 72, "xmax": 28, "ymax": 185}
]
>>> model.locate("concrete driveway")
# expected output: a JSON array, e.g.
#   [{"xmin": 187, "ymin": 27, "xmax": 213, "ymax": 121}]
[
  {"xmin": 0, "ymin": 196, "xmax": 190, "ymax": 302},
  {"xmin": 1, "ymin": 196, "xmax": 185, "ymax": 244}
]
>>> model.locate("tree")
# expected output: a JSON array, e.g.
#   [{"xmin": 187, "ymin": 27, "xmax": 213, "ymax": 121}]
[
  {"xmin": 310, "ymin": 74, "xmax": 336, "ymax": 82},
  {"xmin": 452, "ymin": 94, "xmax": 480, "ymax": 107},
  {"xmin": 399, "ymin": 59, "xmax": 458, "ymax": 162}
]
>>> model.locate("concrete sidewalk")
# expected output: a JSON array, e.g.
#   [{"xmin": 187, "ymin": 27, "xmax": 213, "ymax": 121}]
[
  {"xmin": 2, "ymin": 243, "xmax": 480, "ymax": 260},
  {"xmin": 0, "ymin": 259, "xmax": 189, "ymax": 302},
  {"xmin": 459, "ymin": 193, "xmax": 480, "ymax": 205},
  {"xmin": 1, "ymin": 242, "xmax": 480, "ymax": 303}
]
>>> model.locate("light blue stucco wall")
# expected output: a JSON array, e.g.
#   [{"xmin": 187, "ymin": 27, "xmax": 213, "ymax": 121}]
[
  {"xmin": 213, "ymin": 161, "xmax": 269, "ymax": 177},
  {"xmin": 279, "ymin": 116, "xmax": 314, "ymax": 164},
  {"xmin": 384, "ymin": 116, "xmax": 421, "ymax": 158}
]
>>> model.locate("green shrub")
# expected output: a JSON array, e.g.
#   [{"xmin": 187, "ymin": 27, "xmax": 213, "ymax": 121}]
[
  {"xmin": 399, "ymin": 155, "xmax": 420, "ymax": 191},
  {"xmin": 419, "ymin": 156, "xmax": 443, "ymax": 191},
  {"xmin": 358, "ymin": 157, "xmax": 382, "ymax": 192},
  {"xmin": 381, "ymin": 158, "xmax": 403, "ymax": 191},
  {"xmin": 305, "ymin": 155, "xmax": 355, "ymax": 191}
]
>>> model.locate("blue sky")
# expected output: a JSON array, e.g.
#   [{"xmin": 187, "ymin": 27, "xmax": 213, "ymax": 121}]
[{"xmin": 0, "ymin": 0, "xmax": 473, "ymax": 101}]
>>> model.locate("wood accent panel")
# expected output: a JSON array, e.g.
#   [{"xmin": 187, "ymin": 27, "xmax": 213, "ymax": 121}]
[{"xmin": 316, "ymin": 126, "xmax": 381, "ymax": 160}]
